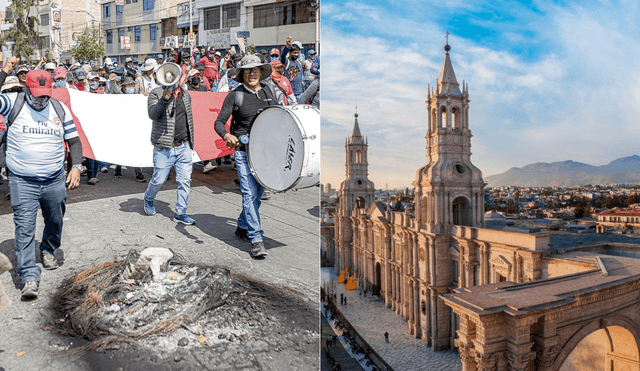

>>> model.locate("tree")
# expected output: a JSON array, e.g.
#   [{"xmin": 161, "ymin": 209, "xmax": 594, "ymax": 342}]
[
  {"xmin": 71, "ymin": 26, "xmax": 105, "ymax": 63},
  {"xmin": 3, "ymin": 0, "xmax": 41, "ymax": 61}
]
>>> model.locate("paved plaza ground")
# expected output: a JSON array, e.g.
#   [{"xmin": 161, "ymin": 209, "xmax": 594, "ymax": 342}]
[
  {"xmin": 0, "ymin": 164, "xmax": 320, "ymax": 371},
  {"xmin": 321, "ymin": 268, "xmax": 461, "ymax": 371}
]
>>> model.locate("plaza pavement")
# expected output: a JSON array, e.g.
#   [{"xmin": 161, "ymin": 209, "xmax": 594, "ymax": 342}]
[
  {"xmin": 0, "ymin": 164, "xmax": 320, "ymax": 371},
  {"xmin": 321, "ymin": 268, "xmax": 462, "ymax": 371}
]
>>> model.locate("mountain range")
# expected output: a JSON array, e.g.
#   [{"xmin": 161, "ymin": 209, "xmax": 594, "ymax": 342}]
[{"xmin": 485, "ymin": 155, "xmax": 640, "ymax": 187}]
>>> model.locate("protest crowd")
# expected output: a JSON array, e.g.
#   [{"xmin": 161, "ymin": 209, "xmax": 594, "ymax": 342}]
[{"xmin": 0, "ymin": 35, "xmax": 319, "ymax": 301}]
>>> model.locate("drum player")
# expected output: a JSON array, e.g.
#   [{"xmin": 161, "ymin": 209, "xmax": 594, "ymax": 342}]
[{"xmin": 214, "ymin": 55, "xmax": 281, "ymax": 259}]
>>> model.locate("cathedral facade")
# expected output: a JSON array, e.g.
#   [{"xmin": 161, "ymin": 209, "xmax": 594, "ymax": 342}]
[{"xmin": 332, "ymin": 43, "xmax": 553, "ymax": 351}]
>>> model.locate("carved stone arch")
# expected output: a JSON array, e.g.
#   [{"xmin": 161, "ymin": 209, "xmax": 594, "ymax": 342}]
[
  {"xmin": 440, "ymin": 105, "xmax": 448, "ymax": 128},
  {"xmin": 452, "ymin": 194, "xmax": 472, "ymax": 226},
  {"xmin": 552, "ymin": 315, "xmax": 640, "ymax": 371},
  {"xmin": 451, "ymin": 106, "xmax": 461, "ymax": 131}
]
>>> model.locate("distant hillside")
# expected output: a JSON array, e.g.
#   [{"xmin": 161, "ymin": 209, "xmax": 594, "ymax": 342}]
[{"xmin": 486, "ymin": 155, "xmax": 640, "ymax": 187}]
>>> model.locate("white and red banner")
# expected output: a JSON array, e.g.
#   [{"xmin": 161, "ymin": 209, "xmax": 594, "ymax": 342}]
[{"xmin": 50, "ymin": 88, "xmax": 233, "ymax": 167}]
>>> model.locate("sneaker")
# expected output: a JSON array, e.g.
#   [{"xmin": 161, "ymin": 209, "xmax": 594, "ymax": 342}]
[
  {"xmin": 114, "ymin": 171, "xmax": 122, "ymax": 177},
  {"xmin": 42, "ymin": 251, "xmax": 59, "ymax": 270},
  {"xmin": 234, "ymin": 227, "xmax": 250, "ymax": 242},
  {"xmin": 100, "ymin": 167, "xmax": 108, "ymax": 173},
  {"xmin": 22, "ymin": 281, "xmax": 39, "ymax": 299},
  {"xmin": 251, "ymin": 242, "xmax": 267, "ymax": 258},
  {"xmin": 173, "ymin": 214, "xmax": 195, "ymax": 225},
  {"xmin": 88, "ymin": 177, "xmax": 98, "ymax": 185},
  {"xmin": 144, "ymin": 199, "xmax": 156, "ymax": 215},
  {"xmin": 261, "ymin": 190, "xmax": 271, "ymax": 200},
  {"xmin": 202, "ymin": 163, "xmax": 217, "ymax": 174},
  {"xmin": 135, "ymin": 174, "xmax": 146, "ymax": 183}
]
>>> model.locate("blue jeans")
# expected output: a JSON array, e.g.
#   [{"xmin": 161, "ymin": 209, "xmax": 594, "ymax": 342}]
[
  {"xmin": 143, "ymin": 143, "xmax": 192, "ymax": 215},
  {"xmin": 9, "ymin": 168, "xmax": 66, "ymax": 283},
  {"xmin": 235, "ymin": 150, "xmax": 264, "ymax": 243}
]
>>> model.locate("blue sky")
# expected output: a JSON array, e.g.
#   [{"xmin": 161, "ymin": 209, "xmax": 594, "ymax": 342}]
[{"xmin": 321, "ymin": 0, "xmax": 640, "ymax": 189}]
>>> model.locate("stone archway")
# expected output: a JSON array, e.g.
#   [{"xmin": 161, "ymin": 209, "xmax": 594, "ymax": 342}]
[
  {"xmin": 452, "ymin": 196, "xmax": 471, "ymax": 226},
  {"xmin": 555, "ymin": 317, "xmax": 640, "ymax": 371}
]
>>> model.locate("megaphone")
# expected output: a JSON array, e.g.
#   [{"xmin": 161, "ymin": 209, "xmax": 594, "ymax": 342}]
[{"xmin": 156, "ymin": 62, "xmax": 181, "ymax": 88}]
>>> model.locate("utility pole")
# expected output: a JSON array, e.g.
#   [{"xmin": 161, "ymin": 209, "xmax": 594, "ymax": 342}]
[{"xmin": 188, "ymin": 0, "xmax": 193, "ymax": 55}]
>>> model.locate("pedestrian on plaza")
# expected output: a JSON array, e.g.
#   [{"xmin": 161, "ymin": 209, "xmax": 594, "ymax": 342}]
[
  {"xmin": 340, "ymin": 293, "xmax": 344, "ymax": 305},
  {"xmin": 0, "ymin": 59, "xmax": 82, "ymax": 299},
  {"xmin": 279, "ymin": 36, "xmax": 305, "ymax": 101},
  {"xmin": 384, "ymin": 332, "xmax": 389, "ymax": 343},
  {"xmin": 214, "ymin": 55, "xmax": 281, "ymax": 259},
  {"xmin": 344, "ymin": 296, "xmax": 347, "ymax": 305},
  {"xmin": 143, "ymin": 69, "xmax": 196, "ymax": 225}
]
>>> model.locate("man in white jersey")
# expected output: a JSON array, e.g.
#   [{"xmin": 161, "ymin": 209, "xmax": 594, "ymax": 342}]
[{"xmin": 0, "ymin": 61, "xmax": 82, "ymax": 299}]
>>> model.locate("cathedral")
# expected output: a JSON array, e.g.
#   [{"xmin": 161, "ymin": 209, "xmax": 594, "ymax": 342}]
[{"xmin": 332, "ymin": 42, "xmax": 556, "ymax": 351}]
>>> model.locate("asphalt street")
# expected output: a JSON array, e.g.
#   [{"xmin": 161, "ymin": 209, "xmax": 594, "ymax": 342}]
[{"xmin": 0, "ymin": 162, "xmax": 320, "ymax": 371}]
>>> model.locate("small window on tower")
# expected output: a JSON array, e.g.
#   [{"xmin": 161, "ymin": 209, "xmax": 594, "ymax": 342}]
[
  {"xmin": 357, "ymin": 180, "xmax": 363, "ymax": 185},
  {"xmin": 455, "ymin": 164, "xmax": 466, "ymax": 174}
]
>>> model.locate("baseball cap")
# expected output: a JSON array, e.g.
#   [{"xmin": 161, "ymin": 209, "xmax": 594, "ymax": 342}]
[
  {"xmin": 25, "ymin": 70, "xmax": 53, "ymax": 97},
  {"xmin": 53, "ymin": 66, "xmax": 67, "ymax": 79}
]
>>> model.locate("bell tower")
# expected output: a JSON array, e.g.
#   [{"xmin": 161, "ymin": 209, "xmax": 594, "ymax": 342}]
[
  {"xmin": 335, "ymin": 112, "xmax": 375, "ymax": 274},
  {"xmin": 414, "ymin": 41, "xmax": 485, "ymax": 234},
  {"xmin": 339, "ymin": 111, "xmax": 375, "ymax": 214}
]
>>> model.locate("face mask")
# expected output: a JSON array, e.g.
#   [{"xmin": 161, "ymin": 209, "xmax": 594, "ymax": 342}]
[
  {"xmin": 115, "ymin": 75, "xmax": 122, "ymax": 82},
  {"xmin": 190, "ymin": 78, "xmax": 200, "ymax": 85},
  {"xmin": 26, "ymin": 94, "xmax": 50, "ymax": 111},
  {"xmin": 270, "ymin": 56, "xmax": 278, "ymax": 62},
  {"xmin": 209, "ymin": 53, "xmax": 215, "ymax": 57},
  {"xmin": 89, "ymin": 81, "xmax": 99, "ymax": 90},
  {"xmin": 125, "ymin": 87, "xmax": 135, "ymax": 94},
  {"xmin": 127, "ymin": 64, "xmax": 132, "ymax": 68},
  {"xmin": 290, "ymin": 54, "xmax": 298, "ymax": 61},
  {"xmin": 55, "ymin": 80, "xmax": 65, "ymax": 88}
]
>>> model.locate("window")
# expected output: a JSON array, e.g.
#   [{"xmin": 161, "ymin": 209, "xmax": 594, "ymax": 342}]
[
  {"xmin": 135, "ymin": 26, "xmax": 141, "ymax": 41},
  {"xmin": 106, "ymin": 30, "xmax": 112, "ymax": 44},
  {"xmin": 150, "ymin": 24, "xmax": 157, "ymax": 40},
  {"xmin": 203, "ymin": 7, "xmax": 220, "ymax": 30},
  {"xmin": 143, "ymin": 0, "xmax": 154, "ymax": 11},
  {"xmin": 204, "ymin": 3, "xmax": 240, "ymax": 30},
  {"xmin": 119, "ymin": 28, "xmax": 125, "ymax": 40},
  {"xmin": 222, "ymin": 3, "xmax": 240, "ymax": 28},
  {"xmin": 42, "ymin": 36, "xmax": 50, "ymax": 49},
  {"xmin": 126, "ymin": 0, "xmax": 131, "ymax": 3},
  {"xmin": 116, "ymin": 4, "xmax": 123, "ymax": 15},
  {"xmin": 103, "ymin": 4, "xmax": 110, "ymax": 18},
  {"xmin": 254, "ymin": 0, "xmax": 315, "ymax": 28},
  {"xmin": 128, "ymin": 26, "xmax": 133, "ymax": 31},
  {"xmin": 40, "ymin": 14, "xmax": 49, "ymax": 26}
]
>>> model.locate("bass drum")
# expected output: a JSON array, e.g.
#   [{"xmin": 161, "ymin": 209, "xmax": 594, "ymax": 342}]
[{"xmin": 247, "ymin": 105, "xmax": 320, "ymax": 192}]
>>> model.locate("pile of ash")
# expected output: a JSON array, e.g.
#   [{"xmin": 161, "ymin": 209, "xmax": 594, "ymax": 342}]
[
  {"xmin": 52, "ymin": 247, "xmax": 319, "ymax": 370},
  {"xmin": 53, "ymin": 248, "xmax": 232, "ymax": 352}
]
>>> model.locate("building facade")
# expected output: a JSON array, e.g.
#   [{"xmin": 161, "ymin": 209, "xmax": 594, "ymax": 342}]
[
  {"xmin": 99, "ymin": 0, "xmax": 180, "ymax": 63},
  {"xmin": 2, "ymin": 0, "xmax": 102, "ymax": 63},
  {"xmin": 332, "ymin": 43, "xmax": 555, "ymax": 351}
]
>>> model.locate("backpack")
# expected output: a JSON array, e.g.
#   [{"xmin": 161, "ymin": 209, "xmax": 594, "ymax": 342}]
[{"xmin": 0, "ymin": 92, "xmax": 67, "ymax": 150}]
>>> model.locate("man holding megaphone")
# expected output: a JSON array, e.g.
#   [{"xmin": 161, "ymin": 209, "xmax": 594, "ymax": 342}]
[{"xmin": 143, "ymin": 63, "xmax": 196, "ymax": 226}]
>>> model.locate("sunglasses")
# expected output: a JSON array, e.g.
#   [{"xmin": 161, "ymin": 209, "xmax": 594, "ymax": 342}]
[
  {"xmin": 243, "ymin": 67, "xmax": 261, "ymax": 73},
  {"xmin": 17, "ymin": 71, "xmax": 27, "ymax": 75}
]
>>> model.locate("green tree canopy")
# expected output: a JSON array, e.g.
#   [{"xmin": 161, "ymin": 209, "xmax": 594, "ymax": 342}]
[
  {"xmin": 71, "ymin": 26, "xmax": 104, "ymax": 63},
  {"xmin": 3, "ymin": 0, "xmax": 41, "ymax": 62}
]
